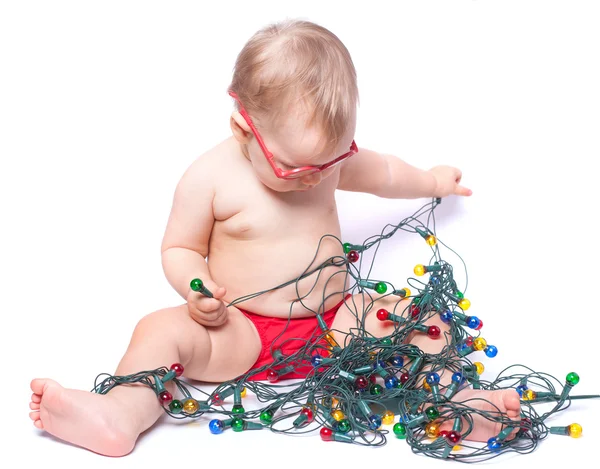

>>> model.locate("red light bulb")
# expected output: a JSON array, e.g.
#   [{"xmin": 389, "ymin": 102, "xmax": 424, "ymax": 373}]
[
  {"xmin": 400, "ymin": 372, "xmax": 410, "ymax": 384},
  {"xmin": 410, "ymin": 305, "xmax": 421, "ymax": 318},
  {"xmin": 447, "ymin": 430, "xmax": 462, "ymax": 444},
  {"xmin": 267, "ymin": 370, "xmax": 279, "ymax": 383},
  {"xmin": 475, "ymin": 320, "xmax": 483, "ymax": 330},
  {"xmin": 159, "ymin": 390, "xmax": 173, "ymax": 405},
  {"xmin": 347, "ymin": 250, "xmax": 359, "ymax": 263},
  {"xmin": 301, "ymin": 407, "xmax": 314, "ymax": 422},
  {"xmin": 170, "ymin": 363, "xmax": 184, "ymax": 377},
  {"xmin": 427, "ymin": 325, "xmax": 441, "ymax": 338},
  {"xmin": 355, "ymin": 376, "xmax": 369, "ymax": 389},
  {"xmin": 520, "ymin": 417, "xmax": 532, "ymax": 432},
  {"xmin": 320, "ymin": 427, "xmax": 334, "ymax": 441},
  {"xmin": 377, "ymin": 309, "xmax": 389, "ymax": 321}
]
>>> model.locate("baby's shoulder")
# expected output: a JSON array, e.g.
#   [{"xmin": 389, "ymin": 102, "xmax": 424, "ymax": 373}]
[{"xmin": 179, "ymin": 137, "xmax": 240, "ymax": 186}]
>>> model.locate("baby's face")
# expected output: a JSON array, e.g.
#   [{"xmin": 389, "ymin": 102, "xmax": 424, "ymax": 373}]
[{"xmin": 244, "ymin": 106, "xmax": 357, "ymax": 193}]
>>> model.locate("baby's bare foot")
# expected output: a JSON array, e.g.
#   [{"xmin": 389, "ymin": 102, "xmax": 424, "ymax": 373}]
[
  {"xmin": 29, "ymin": 378, "xmax": 139, "ymax": 456},
  {"xmin": 441, "ymin": 388, "xmax": 521, "ymax": 443}
]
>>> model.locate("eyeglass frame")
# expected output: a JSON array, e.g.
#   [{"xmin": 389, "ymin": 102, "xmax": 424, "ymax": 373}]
[{"xmin": 229, "ymin": 91, "xmax": 358, "ymax": 180}]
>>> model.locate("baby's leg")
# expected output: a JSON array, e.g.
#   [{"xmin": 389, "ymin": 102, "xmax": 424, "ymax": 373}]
[
  {"xmin": 406, "ymin": 311, "xmax": 520, "ymax": 442},
  {"xmin": 29, "ymin": 304, "xmax": 261, "ymax": 456},
  {"xmin": 332, "ymin": 294, "xmax": 520, "ymax": 442}
]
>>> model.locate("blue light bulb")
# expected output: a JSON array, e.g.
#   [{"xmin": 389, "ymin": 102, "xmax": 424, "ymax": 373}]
[
  {"xmin": 467, "ymin": 316, "xmax": 481, "ymax": 329},
  {"xmin": 368, "ymin": 414, "xmax": 382, "ymax": 430},
  {"xmin": 452, "ymin": 372, "xmax": 464, "ymax": 384},
  {"xmin": 389, "ymin": 355, "xmax": 404, "ymax": 367},
  {"xmin": 487, "ymin": 437, "xmax": 502, "ymax": 452},
  {"xmin": 485, "ymin": 345, "xmax": 498, "ymax": 358},
  {"xmin": 385, "ymin": 375, "xmax": 399, "ymax": 389},
  {"xmin": 209, "ymin": 419, "xmax": 224, "ymax": 434},
  {"xmin": 373, "ymin": 359, "xmax": 386, "ymax": 370},
  {"xmin": 311, "ymin": 354, "xmax": 323, "ymax": 367},
  {"xmin": 441, "ymin": 310, "xmax": 453, "ymax": 323},
  {"xmin": 516, "ymin": 384, "xmax": 528, "ymax": 396},
  {"xmin": 426, "ymin": 372, "xmax": 440, "ymax": 385}
]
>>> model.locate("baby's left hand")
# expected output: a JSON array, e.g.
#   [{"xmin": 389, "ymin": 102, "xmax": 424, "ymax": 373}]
[{"xmin": 429, "ymin": 165, "xmax": 472, "ymax": 198}]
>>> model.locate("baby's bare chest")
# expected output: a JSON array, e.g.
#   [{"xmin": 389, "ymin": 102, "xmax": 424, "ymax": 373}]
[{"xmin": 213, "ymin": 181, "xmax": 340, "ymax": 241}]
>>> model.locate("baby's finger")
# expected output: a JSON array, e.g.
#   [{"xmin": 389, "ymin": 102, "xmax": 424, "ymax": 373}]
[
  {"xmin": 212, "ymin": 286, "xmax": 227, "ymax": 300},
  {"xmin": 197, "ymin": 297, "xmax": 224, "ymax": 312},
  {"xmin": 197, "ymin": 306, "xmax": 228, "ymax": 327},
  {"xmin": 455, "ymin": 185, "xmax": 472, "ymax": 196},
  {"xmin": 189, "ymin": 306, "xmax": 217, "ymax": 325},
  {"xmin": 209, "ymin": 307, "xmax": 228, "ymax": 327},
  {"xmin": 199, "ymin": 280, "xmax": 227, "ymax": 298}
]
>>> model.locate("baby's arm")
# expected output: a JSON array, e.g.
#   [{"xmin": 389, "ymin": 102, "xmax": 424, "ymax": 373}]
[
  {"xmin": 337, "ymin": 147, "xmax": 471, "ymax": 199},
  {"xmin": 160, "ymin": 156, "xmax": 220, "ymax": 300}
]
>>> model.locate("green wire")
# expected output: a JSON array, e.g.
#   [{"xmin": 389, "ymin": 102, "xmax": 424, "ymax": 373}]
[{"xmin": 91, "ymin": 198, "xmax": 599, "ymax": 460}]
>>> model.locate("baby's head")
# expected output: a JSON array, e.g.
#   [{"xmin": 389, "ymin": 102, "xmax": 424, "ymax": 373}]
[{"xmin": 228, "ymin": 20, "xmax": 358, "ymax": 192}]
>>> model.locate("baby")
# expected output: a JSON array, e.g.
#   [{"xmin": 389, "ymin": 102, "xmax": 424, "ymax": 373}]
[{"xmin": 29, "ymin": 19, "xmax": 520, "ymax": 456}]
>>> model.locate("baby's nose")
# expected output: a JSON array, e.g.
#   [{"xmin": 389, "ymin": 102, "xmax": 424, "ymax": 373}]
[{"xmin": 301, "ymin": 171, "xmax": 322, "ymax": 186}]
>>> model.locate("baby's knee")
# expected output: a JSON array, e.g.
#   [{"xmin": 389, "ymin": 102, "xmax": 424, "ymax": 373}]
[{"xmin": 134, "ymin": 305, "xmax": 192, "ymax": 338}]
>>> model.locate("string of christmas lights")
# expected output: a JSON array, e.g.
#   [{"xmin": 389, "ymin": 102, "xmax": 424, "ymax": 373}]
[{"xmin": 92, "ymin": 198, "xmax": 598, "ymax": 461}]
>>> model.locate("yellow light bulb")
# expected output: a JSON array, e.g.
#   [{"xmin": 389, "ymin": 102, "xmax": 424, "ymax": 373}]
[
  {"xmin": 474, "ymin": 362, "xmax": 485, "ymax": 375},
  {"xmin": 240, "ymin": 387, "xmax": 247, "ymax": 398},
  {"xmin": 325, "ymin": 332, "xmax": 338, "ymax": 348},
  {"xmin": 473, "ymin": 337, "xmax": 487, "ymax": 351},
  {"xmin": 522, "ymin": 389, "xmax": 535, "ymax": 401},
  {"xmin": 568, "ymin": 423, "xmax": 583, "ymax": 438},
  {"xmin": 331, "ymin": 397, "xmax": 339, "ymax": 408},
  {"xmin": 414, "ymin": 264, "xmax": 426, "ymax": 276},
  {"xmin": 453, "ymin": 445, "xmax": 462, "ymax": 451},
  {"xmin": 458, "ymin": 298, "xmax": 471, "ymax": 310},
  {"xmin": 423, "ymin": 378, "xmax": 431, "ymax": 392},
  {"xmin": 183, "ymin": 398, "xmax": 199, "ymax": 414},
  {"xmin": 426, "ymin": 235, "xmax": 437, "ymax": 246},
  {"xmin": 425, "ymin": 422, "xmax": 440, "ymax": 438},
  {"xmin": 382, "ymin": 410, "xmax": 395, "ymax": 425},
  {"xmin": 332, "ymin": 409, "xmax": 345, "ymax": 422},
  {"xmin": 403, "ymin": 288, "xmax": 411, "ymax": 297}
]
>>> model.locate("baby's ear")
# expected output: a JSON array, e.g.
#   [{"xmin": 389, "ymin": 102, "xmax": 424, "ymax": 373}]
[{"xmin": 230, "ymin": 112, "xmax": 252, "ymax": 143}]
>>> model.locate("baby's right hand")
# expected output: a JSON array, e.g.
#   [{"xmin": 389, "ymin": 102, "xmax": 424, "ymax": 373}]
[{"xmin": 187, "ymin": 283, "xmax": 228, "ymax": 327}]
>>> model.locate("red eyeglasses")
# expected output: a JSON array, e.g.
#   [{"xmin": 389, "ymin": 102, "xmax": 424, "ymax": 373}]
[{"xmin": 229, "ymin": 91, "xmax": 358, "ymax": 179}]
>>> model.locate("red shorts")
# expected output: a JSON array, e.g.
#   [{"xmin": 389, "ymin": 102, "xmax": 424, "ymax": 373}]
[{"xmin": 239, "ymin": 295, "xmax": 350, "ymax": 381}]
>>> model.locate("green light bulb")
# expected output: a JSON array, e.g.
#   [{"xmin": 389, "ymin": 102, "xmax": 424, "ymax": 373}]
[
  {"xmin": 393, "ymin": 422, "xmax": 407, "ymax": 438},
  {"xmin": 260, "ymin": 409, "xmax": 274, "ymax": 424},
  {"xmin": 337, "ymin": 419, "xmax": 351, "ymax": 433},
  {"xmin": 566, "ymin": 372, "xmax": 580, "ymax": 386},
  {"xmin": 232, "ymin": 404, "xmax": 245, "ymax": 414},
  {"xmin": 425, "ymin": 406, "xmax": 439, "ymax": 420},
  {"xmin": 169, "ymin": 400, "xmax": 183, "ymax": 414},
  {"xmin": 231, "ymin": 417, "xmax": 244, "ymax": 432}
]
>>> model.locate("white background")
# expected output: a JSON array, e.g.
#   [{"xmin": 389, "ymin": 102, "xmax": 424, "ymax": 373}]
[{"xmin": 1, "ymin": 1, "xmax": 599, "ymax": 467}]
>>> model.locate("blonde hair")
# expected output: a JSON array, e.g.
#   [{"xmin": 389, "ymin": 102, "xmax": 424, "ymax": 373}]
[{"xmin": 228, "ymin": 19, "xmax": 358, "ymax": 153}]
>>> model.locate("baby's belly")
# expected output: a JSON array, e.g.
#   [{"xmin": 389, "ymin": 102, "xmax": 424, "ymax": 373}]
[{"xmin": 208, "ymin": 231, "xmax": 348, "ymax": 318}]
